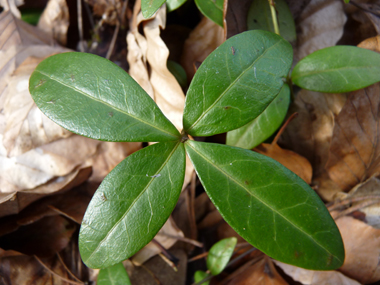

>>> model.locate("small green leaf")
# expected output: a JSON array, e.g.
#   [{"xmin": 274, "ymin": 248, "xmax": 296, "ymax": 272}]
[
  {"xmin": 79, "ymin": 141, "xmax": 186, "ymax": 269},
  {"xmin": 247, "ymin": 0, "xmax": 296, "ymax": 42},
  {"xmin": 185, "ymin": 140, "xmax": 345, "ymax": 270},
  {"xmin": 292, "ymin": 46, "xmax": 380, "ymax": 93},
  {"xmin": 141, "ymin": 0, "xmax": 166, "ymax": 18},
  {"xmin": 226, "ymin": 84, "xmax": 290, "ymax": 149},
  {"xmin": 207, "ymin": 237, "xmax": 237, "ymax": 275},
  {"xmin": 194, "ymin": 270, "xmax": 210, "ymax": 285},
  {"xmin": 166, "ymin": 0, "xmax": 187, "ymax": 12},
  {"xmin": 167, "ymin": 60, "xmax": 187, "ymax": 88},
  {"xmin": 183, "ymin": 30, "xmax": 292, "ymax": 137},
  {"xmin": 194, "ymin": 0, "xmax": 224, "ymax": 27},
  {"xmin": 97, "ymin": 263, "xmax": 131, "ymax": 285},
  {"xmin": 29, "ymin": 52, "xmax": 180, "ymax": 142}
]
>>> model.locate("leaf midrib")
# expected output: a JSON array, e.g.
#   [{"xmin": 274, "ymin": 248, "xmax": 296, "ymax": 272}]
[
  {"xmin": 34, "ymin": 70, "xmax": 179, "ymax": 139},
  {"xmin": 84, "ymin": 141, "xmax": 181, "ymax": 264},
  {"xmin": 185, "ymin": 39, "xmax": 283, "ymax": 133},
  {"xmin": 186, "ymin": 142, "xmax": 342, "ymax": 264},
  {"xmin": 292, "ymin": 65, "xmax": 380, "ymax": 81}
]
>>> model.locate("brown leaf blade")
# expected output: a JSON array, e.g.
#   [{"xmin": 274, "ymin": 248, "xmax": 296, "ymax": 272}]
[{"xmin": 326, "ymin": 83, "xmax": 380, "ymax": 191}]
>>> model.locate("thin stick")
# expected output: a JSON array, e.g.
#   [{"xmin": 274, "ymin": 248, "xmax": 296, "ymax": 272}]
[
  {"xmin": 335, "ymin": 200, "xmax": 380, "ymax": 220},
  {"xmin": 327, "ymin": 195, "xmax": 380, "ymax": 211},
  {"xmin": 34, "ymin": 255, "xmax": 84, "ymax": 285},
  {"xmin": 272, "ymin": 112, "xmax": 298, "ymax": 145},
  {"xmin": 106, "ymin": 22, "xmax": 120, "ymax": 59},
  {"xmin": 56, "ymin": 253, "xmax": 83, "ymax": 283},
  {"xmin": 159, "ymin": 233, "xmax": 203, "ymax": 248},
  {"xmin": 187, "ymin": 171, "xmax": 198, "ymax": 243},
  {"xmin": 77, "ymin": 0, "xmax": 85, "ymax": 52},
  {"xmin": 268, "ymin": 0, "xmax": 280, "ymax": 35}
]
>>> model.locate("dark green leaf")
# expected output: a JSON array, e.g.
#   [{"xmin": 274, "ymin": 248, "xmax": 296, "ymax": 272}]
[
  {"xmin": 292, "ymin": 46, "xmax": 380, "ymax": 93},
  {"xmin": 207, "ymin": 237, "xmax": 237, "ymax": 275},
  {"xmin": 141, "ymin": 0, "xmax": 166, "ymax": 18},
  {"xmin": 79, "ymin": 141, "xmax": 186, "ymax": 269},
  {"xmin": 167, "ymin": 0, "xmax": 187, "ymax": 12},
  {"xmin": 185, "ymin": 140, "xmax": 344, "ymax": 270},
  {"xmin": 226, "ymin": 84, "xmax": 290, "ymax": 149},
  {"xmin": 29, "ymin": 52, "xmax": 180, "ymax": 142},
  {"xmin": 194, "ymin": 0, "xmax": 224, "ymax": 27},
  {"xmin": 183, "ymin": 30, "xmax": 292, "ymax": 137},
  {"xmin": 194, "ymin": 270, "xmax": 210, "ymax": 285},
  {"xmin": 167, "ymin": 60, "xmax": 187, "ymax": 88},
  {"xmin": 247, "ymin": 0, "xmax": 296, "ymax": 42},
  {"xmin": 97, "ymin": 263, "xmax": 131, "ymax": 285}
]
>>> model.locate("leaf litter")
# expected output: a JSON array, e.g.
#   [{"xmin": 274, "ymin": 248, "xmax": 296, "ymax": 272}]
[{"xmin": 1, "ymin": 0, "xmax": 380, "ymax": 284}]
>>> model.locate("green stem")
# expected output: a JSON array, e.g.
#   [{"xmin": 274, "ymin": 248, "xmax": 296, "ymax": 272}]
[{"xmin": 268, "ymin": 0, "xmax": 280, "ymax": 35}]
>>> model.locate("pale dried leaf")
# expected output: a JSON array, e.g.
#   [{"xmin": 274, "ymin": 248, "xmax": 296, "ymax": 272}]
[
  {"xmin": 337, "ymin": 215, "xmax": 380, "ymax": 284},
  {"xmin": 358, "ymin": 35, "xmax": 380, "ymax": 53},
  {"xmin": 0, "ymin": 0, "xmax": 23, "ymax": 18},
  {"xmin": 295, "ymin": 0, "xmax": 346, "ymax": 61},
  {"xmin": 274, "ymin": 261, "xmax": 360, "ymax": 285},
  {"xmin": 37, "ymin": 0, "xmax": 70, "ymax": 45},
  {"xmin": 180, "ymin": 16, "xmax": 224, "ymax": 81},
  {"xmin": 326, "ymin": 83, "xmax": 380, "ymax": 191},
  {"xmin": 131, "ymin": 216, "xmax": 184, "ymax": 265}
]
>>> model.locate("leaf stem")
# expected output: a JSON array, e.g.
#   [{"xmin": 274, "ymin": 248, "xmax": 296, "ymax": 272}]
[{"xmin": 268, "ymin": 0, "xmax": 280, "ymax": 35}]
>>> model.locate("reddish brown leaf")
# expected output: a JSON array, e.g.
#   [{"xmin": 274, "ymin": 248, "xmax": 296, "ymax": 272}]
[{"xmin": 326, "ymin": 83, "xmax": 380, "ymax": 191}]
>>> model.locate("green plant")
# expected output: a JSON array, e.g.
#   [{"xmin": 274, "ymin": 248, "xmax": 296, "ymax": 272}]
[{"xmin": 29, "ymin": 30, "xmax": 346, "ymax": 271}]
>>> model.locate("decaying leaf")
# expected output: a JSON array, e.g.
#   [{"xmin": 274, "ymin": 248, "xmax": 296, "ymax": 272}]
[
  {"xmin": 37, "ymin": 0, "xmax": 69, "ymax": 45},
  {"xmin": 224, "ymin": 0, "xmax": 252, "ymax": 39},
  {"xmin": 254, "ymin": 143, "xmax": 313, "ymax": 184},
  {"xmin": 274, "ymin": 260, "xmax": 360, "ymax": 285},
  {"xmin": 295, "ymin": 0, "xmax": 346, "ymax": 61},
  {"xmin": 180, "ymin": 16, "xmax": 224, "ymax": 81},
  {"xmin": 326, "ymin": 83, "xmax": 380, "ymax": 191}
]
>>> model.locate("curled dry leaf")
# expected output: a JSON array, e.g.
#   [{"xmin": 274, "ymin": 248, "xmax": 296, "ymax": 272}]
[
  {"xmin": 295, "ymin": 0, "xmax": 346, "ymax": 61},
  {"xmin": 279, "ymin": 90, "xmax": 346, "ymax": 201},
  {"xmin": 224, "ymin": 0, "xmax": 252, "ymax": 39},
  {"xmin": 337, "ymin": 215, "xmax": 380, "ymax": 284},
  {"xmin": 37, "ymin": 0, "xmax": 70, "ymax": 45},
  {"xmin": 326, "ymin": 83, "xmax": 380, "ymax": 191},
  {"xmin": 274, "ymin": 260, "xmax": 360, "ymax": 285},
  {"xmin": 180, "ymin": 16, "xmax": 224, "ymax": 81},
  {"xmin": 254, "ymin": 143, "xmax": 313, "ymax": 184},
  {"xmin": 358, "ymin": 35, "xmax": 380, "ymax": 53}
]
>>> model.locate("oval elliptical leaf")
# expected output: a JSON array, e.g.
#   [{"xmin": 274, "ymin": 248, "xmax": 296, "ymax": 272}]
[
  {"xmin": 292, "ymin": 46, "xmax": 380, "ymax": 93},
  {"xmin": 29, "ymin": 52, "xmax": 180, "ymax": 142},
  {"xmin": 97, "ymin": 263, "xmax": 131, "ymax": 285},
  {"xmin": 226, "ymin": 84, "xmax": 290, "ymax": 149},
  {"xmin": 207, "ymin": 237, "xmax": 237, "ymax": 275},
  {"xmin": 183, "ymin": 30, "xmax": 292, "ymax": 137},
  {"xmin": 195, "ymin": 0, "xmax": 224, "ymax": 27},
  {"xmin": 141, "ymin": 0, "xmax": 166, "ymax": 18},
  {"xmin": 185, "ymin": 140, "xmax": 345, "ymax": 270},
  {"xmin": 79, "ymin": 141, "xmax": 186, "ymax": 269}
]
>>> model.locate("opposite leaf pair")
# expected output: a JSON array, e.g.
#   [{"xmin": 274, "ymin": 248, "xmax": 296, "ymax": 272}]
[{"xmin": 29, "ymin": 30, "xmax": 344, "ymax": 270}]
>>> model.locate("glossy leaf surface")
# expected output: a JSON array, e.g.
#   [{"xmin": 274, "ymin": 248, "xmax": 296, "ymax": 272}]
[
  {"xmin": 185, "ymin": 140, "xmax": 344, "ymax": 270},
  {"xmin": 183, "ymin": 30, "xmax": 292, "ymax": 137},
  {"xmin": 226, "ymin": 84, "xmax": 290, "ymax": 149},
  {"xmin": 292, "ymin": 46, "xmax": 380, "ymax": 93},
  {"xmin": 207, "ymin": 237, "xmax": 237, "ymax": 275},
  {"xmin": 141, "ymin": 0, "xmax": 166, "ymax": 18},
  {"xmin": 97, "ymin": 263, "xmax": 131, "ymax": 285},
  {"xmin": 167, "ymin": 60, "xmax": 187, "ymax": 88},
  {"xmin": 79, "ymin": 141, "xmax": 185, "ymax": 269},
  {"xmin": 247, "ymin": 0, "xmax": 296, "ymax": 42},
  {"xmin": 194, "ymin": 0, "xmax": 224, "ymax": 27},
  {"xmin": 29, "ymin": 52, "xmax": 180, "ymax": 142},
  {"xmin": 166, "ymin": 0, "xmax": 187, "ymax": 12}
]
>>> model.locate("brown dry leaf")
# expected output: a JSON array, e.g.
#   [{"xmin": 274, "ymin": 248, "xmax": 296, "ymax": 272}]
[
  {"xmin": 295, "ymin": 0, "xmax": 347, "ymax": 62},
  {"xmin": 326, "ymin": 83, "xmax": 380, "ymax": 191},
  {"xmin": 279, "ymin": 90, "xmax": 346, "ymax": 201},
  {"xmin": 255, "ymin": 143, "xmax": 313, "ymax": 184},
  {"xmin": 358, "ymin": 35, "xmax": 380, "ymax": 53},
  {"xmin": 86, "ymin": 0, "xmax": 124, "ymax": 25},
  {"xmin": 37, "ymin": 0, "xmax": 69, "ymax": 45},
  {"xmin": 227, "ymin": 256, "xmax": 288, "ymax": 285},
  {"xmin": 224, "ymin": 0, "xmax": 252, "ymax": 39},
  {"xmin": 337, "ymin": 215, "xmax": 380, "ymax": 284},
  {"xmin": 274, "ymin": 260, "xmax": 360, "ymax": 285},
  {"xmin": 180, "ymin": 16, "xmax": 224, "ymax": 81},
  {"xmin": 131, "ymin": 216, "xmax": 184, "ymax": 265}
]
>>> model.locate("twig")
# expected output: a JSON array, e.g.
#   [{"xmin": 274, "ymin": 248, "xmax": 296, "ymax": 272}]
[
  {"xmin": 152, "ymin": 239, "xmax": 180, "ymax": 269},
  {"xmin": 272, "ymin": 112, "xmax": 298, "ymax": 145},
  {"xmin": 56, "ymin": 253, "xmax": 83, "ymax": 283},
  {"xmin": 77, "ymin": 0, "xmax": 85, "ymax": 52},
  {"xmin": 34, "ymin": 255, "xmax": 84, "ymax": 285},
  {"xmin": 327, "ymin": 195, "xmax": 380, "ymax": 211},
  {"xmin": 334, "ymin": 200, "xmax": 380, "ymax": 220},
  {"xmin": 159, "ymin": 233, "xmax": 203, "ymax": 248},
  {"xmin": 106, "ymin": 22, "xmax": 120, "ymax": 59}
]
